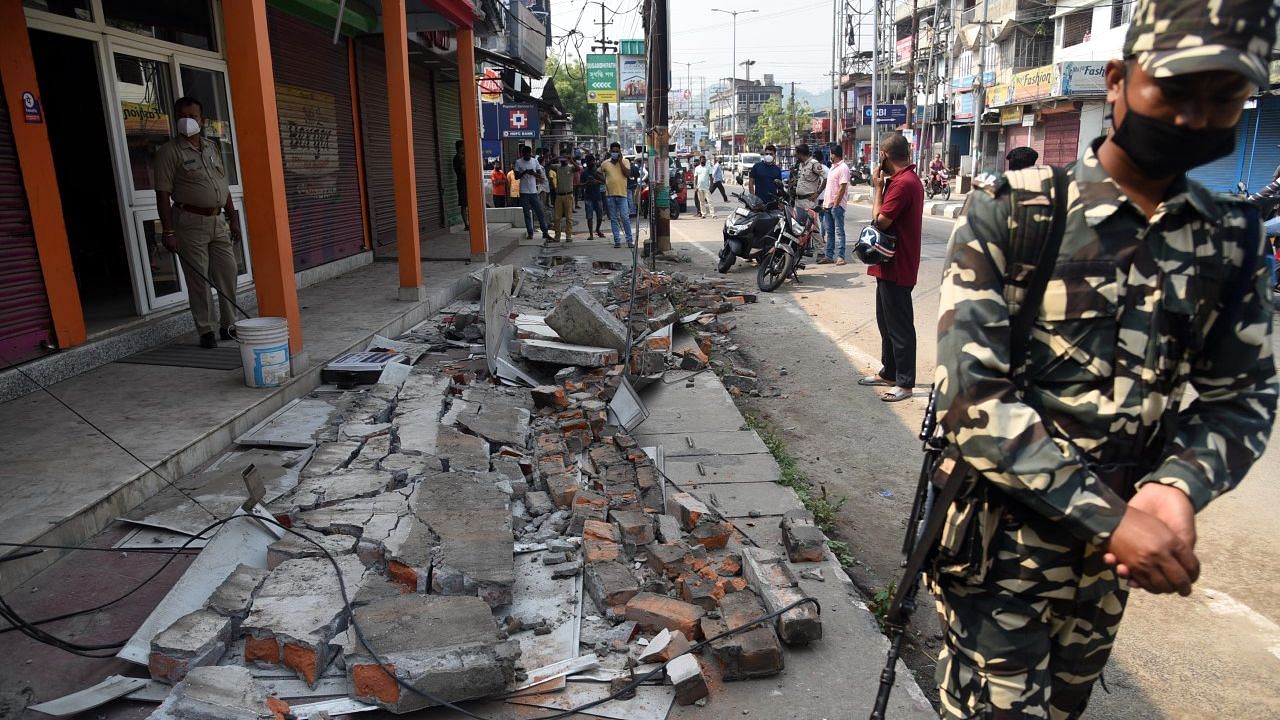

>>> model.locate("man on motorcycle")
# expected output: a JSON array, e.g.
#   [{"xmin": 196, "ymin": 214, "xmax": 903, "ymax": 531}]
[{"xmin": 929, "ymin": 153, "xmax": 945, "ymax": 184}]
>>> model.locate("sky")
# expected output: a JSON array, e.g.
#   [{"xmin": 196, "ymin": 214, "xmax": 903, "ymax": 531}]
[{"xmin": 544, "ymin": 0, "xmax": 852, "ymax": 110}]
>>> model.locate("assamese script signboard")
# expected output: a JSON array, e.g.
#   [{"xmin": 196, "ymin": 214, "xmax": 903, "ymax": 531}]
[{"xmin": 586, "ymin": 54, "xmax": 618, "ymax": 104}]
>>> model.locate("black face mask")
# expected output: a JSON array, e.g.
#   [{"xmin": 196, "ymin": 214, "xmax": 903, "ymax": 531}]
[{"xmin": 1111, "ymin": 86, "xmax": 1236, "ymax": 178}]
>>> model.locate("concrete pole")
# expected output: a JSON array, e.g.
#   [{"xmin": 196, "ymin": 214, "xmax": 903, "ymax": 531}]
[
  {"xmin": 871, "ymin": 0, "xmax": 879, "ymax": 164},
  {"xmin": 970, "ymin": 0, "xmax": 989, "ymax": 176}
]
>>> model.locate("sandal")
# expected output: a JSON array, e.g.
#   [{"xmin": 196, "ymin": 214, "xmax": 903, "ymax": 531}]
[
  {"xmin": 881, "ymin": 387, "xmax": 912, "ymax": 402},
  {"xmin": 858, "ymin": 374, "xmax": 894, "ymax": 387}
]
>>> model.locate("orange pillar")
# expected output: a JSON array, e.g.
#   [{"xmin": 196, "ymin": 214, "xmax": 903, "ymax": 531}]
[
  {"xmin": 384, "ymin": 0, "xmax": 423, "ymax": 300},
  {"xmin": 222, "ymin": 0, "xmax": 305, "ymax": 360},
  {"xmin": 0, "ymin": 0, "xmax": 86, "ymax": 350},
  {"xmin": 456, "ymin": 25, "xmax": 488, "ymax": 257}
]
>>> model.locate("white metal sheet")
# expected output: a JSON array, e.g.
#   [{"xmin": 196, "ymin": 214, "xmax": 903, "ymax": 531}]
[{"xmin": 28, "ymin": 676, "xmax": 150, "ymax": 717}]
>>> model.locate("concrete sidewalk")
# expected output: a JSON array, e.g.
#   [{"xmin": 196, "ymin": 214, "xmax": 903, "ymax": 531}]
[{"xmin": 0, "ymin": 232, "xmax": 534, "ymax": 594}]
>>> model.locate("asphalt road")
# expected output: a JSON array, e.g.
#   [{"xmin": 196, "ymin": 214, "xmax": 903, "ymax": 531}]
[{"xmin": 667, "ymin": 186, "xmax": 1280, "ymax": 719}]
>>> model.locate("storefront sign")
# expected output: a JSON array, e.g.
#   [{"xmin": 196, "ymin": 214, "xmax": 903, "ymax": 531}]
[
  {"xmin": 862, "ymin": 104, "xmax": 908, "ymax": 126},
  {"xmin": 896, "ymin": 36, "xmax": 914, "ymax": 62},
  {"xmin": 21, "ymin": 91, "xmax": 42, "ymax": 124},
  {"xmin": 277, "ymin": 84, "xmax": 339, "ymax": 201},
  {"xmin": 951, "ymin": 71, "xmax": 996, "ymax": 90},
  {"xmin": 479, "ymin": 67, "xmax": 503, "ymax": 103},
  {"xmin": 953, "ymin": 92, "xmax": 974, "ymax": 120},
  {"xmin": 418, "ymin": 29, "xmax": 456, "ymax": 58},
  {"xmin": 1000, "ymin": 105, "xmax": 1022, "ymax": 125},
  {"xmin": 1011, "ymin": 65, "xmax": 1055, "ymax": 103},
  {"xmin": 1021, "ymin": 113, "xmax": 1036, "ymax": 127},
  {"xmin": 586, "ymin": 54, "xmax": 618, "ymax": 104},
  {"xmin": 120, "ymin": 101, "xmax": 169, "ymax": 135},
  {"xmin": 619, "ymin": 55, "xmax": 646, "ymax": 103},
  {"xmin": 985, "ymin": 82, "xmax": 1012, "ymax": 108},
  {"xmin": 1055, "ymin": 61, "xmax": 1107, "ymax": 97},
  {"xmin": 501, "ymin": 103, "xmax": 539, "ymax": 139}
]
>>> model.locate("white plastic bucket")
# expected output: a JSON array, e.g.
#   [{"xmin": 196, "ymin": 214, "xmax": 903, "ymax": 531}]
[{"xmin": 230, "ymin": 317, "xmax": 291, "ymax": 388}]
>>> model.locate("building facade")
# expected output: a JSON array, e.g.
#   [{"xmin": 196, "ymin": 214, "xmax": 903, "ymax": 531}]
[{"xmin": 708, "ymin": 74, "xmax": 783, "ymax": 152}]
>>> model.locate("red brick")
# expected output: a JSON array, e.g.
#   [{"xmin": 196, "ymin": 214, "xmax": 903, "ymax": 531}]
[
  {"xmin": 352, "ymin": 663, "xmax": 401, "ymax": 704},
  {"xmin": 266, "ymin": 697, "xmax": 292, "ymax": 720},
  {"xmin": 244, "ymin": 635, "xmax": 280, "ymax": 664},
  {"xmin": 625, "ymin": 592, "xmax": 705, "ymax": 640},
  {"xmin": 386, "ymin": 561, "xmax": 419, "ymax": 593},
  {"xmin": 283, "ymin": 643, "xmax": 320, "ymax": 686}
]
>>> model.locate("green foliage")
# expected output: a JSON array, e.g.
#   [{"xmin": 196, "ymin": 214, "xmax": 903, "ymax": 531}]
[
  {"xmin": 751, "ymin": 95, "xmax": 815, "ymax": 148},
  {"xmin": 868, "ymin": 580, "xmax": 897, "ymax": 629},
  {"xmin": 741, "ymin": 414, "xmax": 851, "ymax": 566},
  {"xmin": 546, "ymin": 55, "xmax": 600, "ymax": 137}
]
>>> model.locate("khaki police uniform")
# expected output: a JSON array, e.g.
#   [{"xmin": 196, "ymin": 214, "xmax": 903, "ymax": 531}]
[
  {"xmin": 153, "ymin": 136, "xmax": 238, "ymax": 336},
  {"xmin": 552, "ymin": 163, "xmax": 576, "ymax": 240}
]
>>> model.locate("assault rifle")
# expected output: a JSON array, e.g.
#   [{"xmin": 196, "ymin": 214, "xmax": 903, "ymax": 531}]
[{"xmin": 868, "ymin": 386, "xmax": 968, "ymax": 720}]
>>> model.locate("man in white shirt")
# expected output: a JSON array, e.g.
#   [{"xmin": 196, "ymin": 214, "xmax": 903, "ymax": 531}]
[
  {"xmin": 709, "ymin": 157, "xmax": 728, "ymax": 201},
  {"xmin": 694, "ymin": 157, "xmax": 716, "ymax": 219},
  {"xmin": 817, "ymin": 145, "xmax": 851, "ymax": 265},
  {"xmin": 514, "ymin": 145, "xmax": 552, "ymax": 241}
]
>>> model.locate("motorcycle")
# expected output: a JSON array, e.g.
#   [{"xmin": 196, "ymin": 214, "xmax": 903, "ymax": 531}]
[
  {"xmin": 925, "ymin": 169, "xmax": 951, "ymax": 201},
  {"xmin": 849, "ymin": 162, "xmax": 872, "ymax": 185},
  {"xmin": 757, "ymin": 181, "xmax": 821, "ymax": 292},
  {"xmin": 717, "ymin": 191, "xmax": 783, "ymax": 273}
]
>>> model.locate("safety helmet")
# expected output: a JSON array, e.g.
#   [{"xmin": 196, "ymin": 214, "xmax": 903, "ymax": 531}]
[{"xmin": 853, "ymin": 225, "xmax": 897, "ymax": 264}]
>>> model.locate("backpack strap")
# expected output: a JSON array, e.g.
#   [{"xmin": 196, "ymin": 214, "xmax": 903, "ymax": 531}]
[{"xmin": 1008, "ymin": 166, "xmax": 1070, "ymax": 381}]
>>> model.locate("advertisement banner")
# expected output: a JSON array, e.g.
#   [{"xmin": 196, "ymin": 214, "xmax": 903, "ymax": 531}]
[
  {"xmin": 586, "ymin": 53, "xmax": 618, "ymax": 103},
  {"xmin": 1000, "ymin": 105, "xmax": 1022, "ymax": 125},
  {"xmin": 1011, "ymin": 65, "xmax": 1055, "ymax": 103},
  {"xmin": 985, "ymin": 82, "xmax": 1012, "ymax": 108},
  {"xmin": 1055, "ymin": 61, "xmax": 1107, "ymax": 97},
  {"xmin": 501, "ymin": 103, "xmax": 539, "ymax": 139},
  {"xmin": 277, "ymin": 84, "xmax": 339, "ymax": 201},
  {"xmin": 479, "ymin": 67, "xmax": 503, "ymax": 103},
  {"xmin": 896, "ymin": 36, "xmax": 914, "ymax": 62},
  {"xmin": 619, "ymin": 55, "xmax": 646, "ymax": 103},
  {"xmin": 953, "ymin": 92, "xmax": 974, "ymax": 120}
]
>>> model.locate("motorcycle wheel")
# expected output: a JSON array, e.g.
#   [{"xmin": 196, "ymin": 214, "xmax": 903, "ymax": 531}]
[
  {"xmin": 670, "ymin": 203, "xmax": 680, "ymax": 220},
  {"xmin": 926, "ymin": 186, "xmax": 936, "ymax": 200},
  {"xmin": 942, "ymin": 186, "xmax": 952, "ymax": 201},
  {"xmin": 757, "ymin": 249, "xmax": 794, "ymax": 292},
  {"xmin": 716, "ymin": 246, "xmax": 735, "ymax": 274}
]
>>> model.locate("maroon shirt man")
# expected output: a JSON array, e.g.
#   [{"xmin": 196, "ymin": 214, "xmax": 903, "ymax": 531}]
[{"xmin": 863, "ymin": 132, "xmax": 923, "ymax": 401}]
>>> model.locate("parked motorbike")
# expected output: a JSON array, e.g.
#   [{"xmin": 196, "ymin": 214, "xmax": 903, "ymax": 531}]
[
  {"xmin": 849, "ymin": 162, "xmax": 872, "ymax": 185},
  {"xmin": 717, "ymin": 192, "xmax": 782, "ymax": 273},
  {"xmin": 757, "ymin": 181, "xmax": 821, "ymax": 292},
  {"xmin": 925, "ymin": 169, "xmax": 951, "ymax": 201}
]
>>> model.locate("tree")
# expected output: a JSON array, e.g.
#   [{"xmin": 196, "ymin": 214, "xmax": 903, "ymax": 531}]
[
  {"xmin": 750, "ymin": 95, "xmax": 814, "ymax": 149},
  {"xmin": 545, "ymin": 56, "xmax": 599, "ymax": 137}
]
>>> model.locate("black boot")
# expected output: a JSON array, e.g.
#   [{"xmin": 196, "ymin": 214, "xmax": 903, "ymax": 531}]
[{"xmin": 199, "ymin": 332, "xmax": 218, "ymax": 349}]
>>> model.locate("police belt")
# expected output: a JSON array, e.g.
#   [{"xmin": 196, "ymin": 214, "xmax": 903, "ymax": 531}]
[{"xmin": 174, "ymin": 202, "xmax": 223, "ymax": 216}]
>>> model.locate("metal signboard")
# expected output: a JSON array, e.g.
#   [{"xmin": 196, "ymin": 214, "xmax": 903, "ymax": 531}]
[
  {"xmin": 586, "ymin": 53, "xmax": 618, "ymax": 104},
  {"xmin": 862, "ymin": 104, "xmax": 908, "ymax": 126}
]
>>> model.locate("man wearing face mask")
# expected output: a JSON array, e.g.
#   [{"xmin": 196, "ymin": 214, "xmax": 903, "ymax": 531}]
[
  {"xmin": 929, "ymin": 1, "xmax": 1278, "ymax": 717},
  {"xmin": 747, "ymin": 144, "xmax": 784, "ymax": 208},
  {"xmin": 600, "ymin": 142, "xmax": 633, "ymax": 248},
  {"xmin": 154, "ymin": 97, "xmax": 241, "ymax": 349}
]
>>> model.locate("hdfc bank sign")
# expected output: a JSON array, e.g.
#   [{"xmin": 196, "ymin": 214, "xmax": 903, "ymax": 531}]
[{"xmin": 502, "ymin": 103, "xmax": 539, "ymax": 139}]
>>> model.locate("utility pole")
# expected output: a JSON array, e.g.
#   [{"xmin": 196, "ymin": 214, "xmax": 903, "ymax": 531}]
[
  {"xmin": 970, "ymin": 0, "xmax": 988, "ymax": 176},
  {"xmin": 790, "ymin": 81, "xmax": 797, "ymax": 150},
  {"xmin": 870, "ymin": 0, "xmax": 880, "ymax": 164},
  {"xmin": 711, "ymin": 8, "xmax": 758, "ymax": 154},
  {"xmin": 645, "ymin": 0, "xmax": 671, "ymax": 259},
  {"xmin": 906, "ymin": 0, "xmax": 918, "ymax": 151},
  {"xmin": 592, "ymin": 0, "xmax": 617, "ymax": 146}
]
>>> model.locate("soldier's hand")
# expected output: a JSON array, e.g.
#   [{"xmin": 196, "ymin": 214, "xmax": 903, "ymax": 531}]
[
  {"xmin": 1106, "ymin": 505, "xmax": 1200, "ymax": 596},
  {"xmin": 161, "ymin": 232, "xmax": 178, "ymax": 253},
  {"xmin": 1128, "ymin": 483, "xmax": 1197, "ymax": 553}
]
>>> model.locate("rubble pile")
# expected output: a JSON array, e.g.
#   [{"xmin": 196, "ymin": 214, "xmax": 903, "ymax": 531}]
[{"xmin": 125, "ymin": 260, "xmax": 819, "ymax": 717}]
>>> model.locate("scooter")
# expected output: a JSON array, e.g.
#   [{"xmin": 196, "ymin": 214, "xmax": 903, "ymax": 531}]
[
  {"xmin": 849, "ymin": 162, "xmax": 872, "ymax": 185},
  {"xmin": 717, "ymin": 191, "xmax": 783, "ymax": 273},
  {"xmin": 925, "ymin": 168, "xmax": 951, "ymax": 200},
  {"xmin": 757, "ymin": 181, "xmax": 821, "ymax": 292}
]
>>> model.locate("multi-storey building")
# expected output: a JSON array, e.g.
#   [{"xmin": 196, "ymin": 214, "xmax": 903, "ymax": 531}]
[{"xmin": 708, "ymin": 74, "xmax": 783, "ymax": 153}]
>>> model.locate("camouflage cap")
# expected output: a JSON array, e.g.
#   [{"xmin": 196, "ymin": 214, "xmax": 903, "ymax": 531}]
[{"xmin": 1124, "ymin": 0, "xmax": 1278, "ymax": 87}]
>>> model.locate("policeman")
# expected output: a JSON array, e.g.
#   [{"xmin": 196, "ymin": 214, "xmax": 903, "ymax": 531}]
[
  {"xmin": 154, "ymin": 96, "xmax": 241, "ymax": 349},
  {"xmin": 930, "ymin": 0, "xmax": 1278, "ymax": 717}
]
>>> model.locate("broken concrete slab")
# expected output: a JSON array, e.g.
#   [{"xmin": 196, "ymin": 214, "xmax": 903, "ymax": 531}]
[
  {"xmin": 525, "ymin": 491, "xmax": 555, "ymax": 517},
  {"xmin": 409, "ymin": 471, "xmax": 515, "ymax": 607},
  {"xmin": 147, "ymin": 666, "xmax": 282, "ymax": 720},
  {"xmin": 690, "ymin": 482, "xmax": 805, "ymax": 520},
  {"xmin": 546, "ymin": 286, "xmax": 629, "ymax": 353},
  {"xmin": 205, "ymin": 564, "xmax": 270, "ymax": 619},
  {"xmin": 240, "ymin": 554, "xmax": 368, "ymax": 686},
  {"xmin": 435, "ymin": 426, "xmax": 491, "ymax": 474},
  {"xmin": 702, "ymin": 590, "xmax": 784, "ymax": 680},
  {"xmin": 663, "ymin": 453, "xmax": 782, "ymax": 486},
  {"xmin": 740, "ymin": 547, "xmax": 822, "ymax": 645},
  {"xmin": 632, "ymin": 430, "xmax": 770, "ymax": 458},
  {"xmin": 515, "ymin": 339, "xmax": 620, "ymax": 368},
  {"xmin": 347, "ymin": 433, "xmax": 393, "ymax": 470},
  {"xmin": 395, "ymin": 407, "xmax": 443, "ymax": 457},
  {"xmin": 637, "ymin": 628, "xmax": 692, "ymax": 664},
  {"xmin": 300, "ymin": 441, "xmax": 361, "ymax": 478},
  {"xmin": 347, "ymin": 594, "xmax": 520, "ymax": 713},
  {"xmin": 148, "ymin": 608, "xmax": 233, "ymax": 684},
  {"xmin": 666, "ymin": 653, "xmax": 709, "ymax": 706},
  {"xmin": 781, "ymin": 509, "xmax": 827, "ymax": 563},
  {"xmin": 266, "ymin": 529, "xmax": 358, "ymax": 570},
  {"xmin": 290, "ymin": 469, "xmax": 398, "ymax": 510}
]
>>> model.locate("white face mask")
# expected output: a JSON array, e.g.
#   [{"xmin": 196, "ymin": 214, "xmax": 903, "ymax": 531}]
[
  {"xmin": 763, "ymin": 154, "xmax": 775, "ymax": 164},
  {"xmin": 177, "ymin": 117, "xmax": 201, "ymax": 137}
]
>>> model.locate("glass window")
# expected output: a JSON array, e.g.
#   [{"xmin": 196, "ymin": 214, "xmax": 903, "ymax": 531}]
[
  {"xmin": 180, "ymin": 66, "xmax": 238, "ymax": 185},
  {"xmin": 23, "ymin": 0, "xmax": 92, "ymax": 21},
  {"xmin": 141, "ymin": 217, "xmax": 182, "ymax": 298},
  {"xmin": 102, "ymin": 0, "xmax": 217, "ymax": 52},
  {"xmin": 115, "ymin": 53, "xmax": 174, "ymax": 192}
]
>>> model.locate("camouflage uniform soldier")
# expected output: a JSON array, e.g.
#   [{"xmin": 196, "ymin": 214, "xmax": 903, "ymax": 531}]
[{"xmin": 929, "ymin": 1, "xmax": 1279, "ymax": 717}]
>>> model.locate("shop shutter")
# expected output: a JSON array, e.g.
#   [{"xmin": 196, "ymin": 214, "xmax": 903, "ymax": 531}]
[
  {"xmin": 1242, "ymin": 96, "xmax": 1280, "ymax": 193},
  {"xmin": 356, "ymin": 40, "xmax": 395, "ymax": 249},
  {"xmin": 1041, "ymin": 112, "xmax": 1080, "ymax": 168},
  {"xmin": 1188, "ymin": 121, "xmax": 1249, "ymax": 193},
  {"xmin": 0, "ymin": 78, "xmax": 55, "ymax": 363},
  {"xmin": 267, "ymin": 9, "xmax": 364, "ymax": 271},
  {"xmin": 410, "ymin": 64, "xmax": 444, "ymax": 234},
  {"xmin": 436, "ymin": 79, "xmax": 462, "ymax": 227}
]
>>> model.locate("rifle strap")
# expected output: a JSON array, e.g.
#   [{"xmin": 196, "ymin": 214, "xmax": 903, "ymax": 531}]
[{"xmin": 1010, "ymin": 165, "xmax": 1070, "ymax": 379}]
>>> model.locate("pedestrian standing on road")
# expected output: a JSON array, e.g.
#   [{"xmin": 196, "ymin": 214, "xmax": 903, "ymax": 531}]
[
  {"xmin": 551, "ymin": 156, "xmax": 578, "ymax": 242},
  {"xmin": 694, "ymin": 157, "xmax": 717, "ymax": 219},
  {"xmin": 929, "ymin": 1, "xmax": 1278, "ymax": 716},
  {"xmin": 453, "ymin": 140, "xmax": 469, "ymax": 230},
  {"xmin": 514, "ymin": 145, "xmax": 552, "ymax": 241},
  {"xmin": 535, "ymin": 147, "xmax": 551, "ymax": 213},
  {"xmin": 490, "ymin": 160, "xmax": 507, "ymax": 208},
  {"xmin": 601, "ymin": 142, "xmax": 634, "ymax": 248},
  {"xmin": 817, "ymin": 145, "xmax": 850, "ymax": 265},
  {"xmin": 153, "ymin": 96, "xmax": 241, "ymax": 349},
  {"xmin": 1005, "ymin": 145, "xmax": 1039, "ymax": 171},
  {"xmin": 791, "ymin": 143, "xmax": 827, "ymax": 212},
  {"xmin": 581, "ymin": 155, "xmax": 607, "ymax": 238},
  {"xmin": 710, "ymin": 156, "xmax": 728, "ymax": 201},
  {"xmin": 748, "ymin": 144, "xmax": 784, "ymax": 208},
  {"xmin": 858, "ymin": 132, "xmax": 922, "ymax": 402}
]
